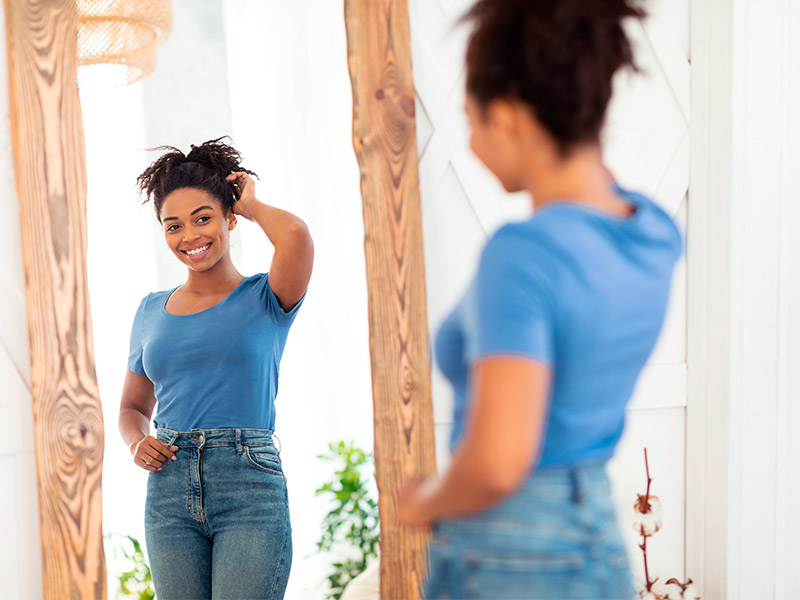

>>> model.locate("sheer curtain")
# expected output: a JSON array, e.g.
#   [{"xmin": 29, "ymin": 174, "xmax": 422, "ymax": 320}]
[{"xmin": 223, "ymin": 2, "xmax": 372, "ymax": 597}]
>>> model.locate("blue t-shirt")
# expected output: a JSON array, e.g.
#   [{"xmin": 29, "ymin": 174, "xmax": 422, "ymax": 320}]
[
  {"xmin": 435, "ymin": 185, "xmax": 682, "ymax": 468},
  {"xmin": 127, "ymin": 273, "xmax": 303, "ymax": 431}
]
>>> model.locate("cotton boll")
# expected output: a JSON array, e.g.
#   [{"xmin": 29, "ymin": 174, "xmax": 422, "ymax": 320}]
[
  {"xmin": 650, "ymin": 581, "xmax": 671, "ymax": 599},
  {"xmin": 638, "ymin": 585, "xmax": 668, "ymax": 600},
  {"xmin": 661, "ymin": 582, "xmax": 684, "ymax": 600},
  {"xmin": 633, "ymin": 494, "xmax": 663, "ymax": 536},
  {"xmin": 682, "ymin": 583, "xmax": 701, "ymax": 599}
]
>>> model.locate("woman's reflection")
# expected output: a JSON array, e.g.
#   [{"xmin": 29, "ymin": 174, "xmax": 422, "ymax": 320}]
[{"xmin": 118, "ymin": 137, "xmax": 313, "ymax": 599}]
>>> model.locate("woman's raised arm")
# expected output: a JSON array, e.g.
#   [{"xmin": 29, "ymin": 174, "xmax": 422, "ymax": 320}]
[{"xmin": 228, "ymin": 171, "xmax": 314, "ymax": 310}]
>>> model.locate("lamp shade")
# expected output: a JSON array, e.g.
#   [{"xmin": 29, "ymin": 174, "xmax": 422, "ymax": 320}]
[{"xmin": 77, "ymin": 0, "xmax": 172, "ymax": 88}]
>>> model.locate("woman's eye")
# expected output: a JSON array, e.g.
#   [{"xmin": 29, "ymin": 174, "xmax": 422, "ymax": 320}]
[
  {"xmin": 197, "ymin": 216, "xmax": 210, "ymax": 224},
  {"xmin": 166, "ymin": 224, "xmax": 180, "ymax": 232}
]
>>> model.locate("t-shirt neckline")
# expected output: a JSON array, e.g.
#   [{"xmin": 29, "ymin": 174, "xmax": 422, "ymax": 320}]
[
  {"xmin": 161, "ymin": 275, "xmax": 248, "ymax": 317},
  {"xmin": 533, "ymin": 183, "xmax": 643, "ymax": 223}
]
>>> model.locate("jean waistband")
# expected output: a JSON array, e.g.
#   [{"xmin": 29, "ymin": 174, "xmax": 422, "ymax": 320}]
[
  {"xmin": 155, "ymin": 427, "xmax": 275, "ymax": 450},
  {"xmin": 520, "ymin": 462, "xmax": 611, "ymax": 501}
]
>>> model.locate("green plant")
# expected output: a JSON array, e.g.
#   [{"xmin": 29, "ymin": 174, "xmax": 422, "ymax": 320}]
[
  {"xmin": 315, "ymin": 440, "xmax": 380, "ymax": 600},
  {"xmin": 104, "ymin": 533, "xmax": 155, "ymax": 600}
]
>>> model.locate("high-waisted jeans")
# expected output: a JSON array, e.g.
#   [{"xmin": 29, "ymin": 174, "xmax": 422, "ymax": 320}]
[
  {"xmin": 425, "ymin": 463, "xmax": 634, "ymax": 600},
  {"xmin": 145, "ymin": 428, "xmax": 292, "ymax": 600}
]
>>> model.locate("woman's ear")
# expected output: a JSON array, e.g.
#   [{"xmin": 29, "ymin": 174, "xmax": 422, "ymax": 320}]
[
  {"xmin": 485, "ymin": 99, "xmax": 518, "ymax": 141},
  {"xmin": 228, "ymin": 212, "xmax": 238, "ymax": 230}
]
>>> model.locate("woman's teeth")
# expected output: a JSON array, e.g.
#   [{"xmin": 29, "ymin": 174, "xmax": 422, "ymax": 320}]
[{"xmin": 185, "ymin": 244, "xmax": 210, "ymax": 256}]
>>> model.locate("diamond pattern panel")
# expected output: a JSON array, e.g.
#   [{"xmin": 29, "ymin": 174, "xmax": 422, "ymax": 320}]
[{"xmin": 411, "ymin": 0, "xmax": 690, "ymax": 378}]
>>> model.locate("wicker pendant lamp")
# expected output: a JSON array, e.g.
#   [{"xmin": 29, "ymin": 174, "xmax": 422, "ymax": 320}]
[{"xmin": 77, "ymin": 0, "xmax": 172, "ymax": 88}]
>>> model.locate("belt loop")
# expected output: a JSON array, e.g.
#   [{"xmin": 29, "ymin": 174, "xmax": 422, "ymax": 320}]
[
  {"xmin": 569, "ymin": 467, "xmax": 582, "ymax": 505},
  {"xmin": 235, "ymin": 429, "xmax": 243, "ymax": 454}
]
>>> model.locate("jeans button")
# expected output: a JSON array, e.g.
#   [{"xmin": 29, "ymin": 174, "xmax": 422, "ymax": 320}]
[{"xmin": 198, "ymin": 434, "xmax": 205, "ymax": 443}]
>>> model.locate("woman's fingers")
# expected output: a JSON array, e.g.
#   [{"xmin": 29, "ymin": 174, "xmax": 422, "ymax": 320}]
[
  {"xmin": 134, "ymin": 455, "xmax": 161, "ymax": 472},
  {"xmin": 227, "ymin": 171, "xmax": 256, "ymax": 201},
  {"xmin": 133, "ymin": 436, "xmax": 179, "ymax": 471}
]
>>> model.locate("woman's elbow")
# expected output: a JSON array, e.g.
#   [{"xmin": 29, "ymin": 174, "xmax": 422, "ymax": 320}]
[
  {"xmin": 288, "ymin": 220, "xmax": 314, "ymax": 257},
  {"xmin": 483, "ymin": 462, "xmax": 531, "ymax": 498}
]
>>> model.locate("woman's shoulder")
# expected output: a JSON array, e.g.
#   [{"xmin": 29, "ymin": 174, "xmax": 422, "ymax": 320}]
[
  {"xmin": 480, "ymin": 221, "xmax": 563, "ymax": 286},
  {"xmin": 484, "ymin": 218, "xmax": 562, "ymax": 263},
  {"xmin": 134, "ymin": 286, "xmax": 177, "ymax": 314}
]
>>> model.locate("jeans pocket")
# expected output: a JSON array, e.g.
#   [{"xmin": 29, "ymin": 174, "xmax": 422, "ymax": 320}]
[
  {"xmin": 464, "ymin": 551, "xmax": 583, "ymax": 600},
  {"xmin": 243, "ymin": 445, "xmax": 284, "ymax": 477}
]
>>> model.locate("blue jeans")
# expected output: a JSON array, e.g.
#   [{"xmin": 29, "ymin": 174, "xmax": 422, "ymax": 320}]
[
  {"xmin": 425, "ymin": 463, "xmax": 634, "ymax": 600},
  {"xmin": 145, "ymin": 428, "xmax": 292, "ymax": 600}
]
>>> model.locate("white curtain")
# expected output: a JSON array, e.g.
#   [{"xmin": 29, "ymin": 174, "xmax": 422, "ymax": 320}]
[{"xmin": 223, "ymin": 2, "xmax": 373, "ymax": 597}]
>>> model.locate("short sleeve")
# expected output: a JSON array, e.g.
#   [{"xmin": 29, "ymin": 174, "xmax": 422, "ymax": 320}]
[
  {"xmin": 127, "ymin": 296, "xmax": 148, "ymax": 375},
  {"xmin": 472, "ymin": 226, "xmax": 555, "ymax": 365},
  {"xmin": 251, "ymin": 273, "xmax": 305, "ymax": 323}
]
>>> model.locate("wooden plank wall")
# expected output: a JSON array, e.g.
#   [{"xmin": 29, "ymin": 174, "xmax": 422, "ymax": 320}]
[
  {"xmin": 344, "ymin": 0, "xmax": 437, "ymax": 597},
  {"xmin": 3, "ymin": 0, "xmax": 106, "ymax": 598}
]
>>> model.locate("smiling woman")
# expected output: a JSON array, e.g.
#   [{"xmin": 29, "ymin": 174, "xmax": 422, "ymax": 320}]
[{"xmin": 118, "ymin": 137, "xmax": 313, "ymax": 599}]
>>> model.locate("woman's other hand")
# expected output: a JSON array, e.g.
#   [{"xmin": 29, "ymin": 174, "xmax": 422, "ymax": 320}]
[
  {"xmin": 396, "ymin": 475, "xmax": 438, "ymax": 528},
  {"xmin": 228, "ymin": 171, "xmax": 258, "ymax": 220},
  {"xmin": 131, "ymin": 435, "xmax": 178, "ymax": 472}
]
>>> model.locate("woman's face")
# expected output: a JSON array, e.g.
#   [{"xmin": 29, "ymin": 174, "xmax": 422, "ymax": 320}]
[
  {"xmin": 465, "ymin": 94, "xmax": 527, "ymax": 194},
  {"xmin": 160, "ymin": 187, "xmax": 237, "ymax": 272}
]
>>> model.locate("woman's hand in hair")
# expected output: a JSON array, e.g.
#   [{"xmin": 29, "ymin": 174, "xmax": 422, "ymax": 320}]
[{"xmin": 228, "ymin": 171, "xmax": 258, "ymax": 220}]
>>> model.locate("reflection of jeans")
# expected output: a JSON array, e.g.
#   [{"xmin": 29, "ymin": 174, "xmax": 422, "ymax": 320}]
[
  {"xmin": 426, "ymin": 463, "xmax": 634, "ymax": 600},
  {"xmin": 145, "ymin": 428, "xmax": 291, "ymax": 600}
]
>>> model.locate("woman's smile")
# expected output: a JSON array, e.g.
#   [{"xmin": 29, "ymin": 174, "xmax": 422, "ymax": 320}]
[{"xmin": 181, "ymin": 242, "xmax": 212, "ymax": 260}]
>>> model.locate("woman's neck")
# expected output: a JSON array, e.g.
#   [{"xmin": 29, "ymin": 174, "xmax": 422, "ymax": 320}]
[
  {"xmin": 183, "ymin": 254, "xmax": 242, "ymax": 293},
  {"xmin": 524, "ymin": 145, "xmax": 632, "ymax": 217}
]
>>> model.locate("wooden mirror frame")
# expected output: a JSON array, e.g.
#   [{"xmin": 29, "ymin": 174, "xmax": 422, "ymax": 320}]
[
  {"xmin": 5, "ymin": 0, "xmax": 105, "ymax": 598},
  {"xmin": 345, "ymin": 1, "xmax": 436, "ymax": 597},
  {"xmin": 5, "ymin": 0, "xmax": 434, "ymax": 597}
]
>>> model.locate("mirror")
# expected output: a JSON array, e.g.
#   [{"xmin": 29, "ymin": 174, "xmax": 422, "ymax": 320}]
[{"xmin": 80, "ymin": 1, "xmax": 373, "ymax": 596}]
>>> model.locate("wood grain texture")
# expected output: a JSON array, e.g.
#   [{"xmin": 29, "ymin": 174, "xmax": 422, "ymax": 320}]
[
  {"xmin": 3, "ymin": 0, "xmax": 106, "ymax": 598},
  {"xmin": 344, "ymin": 0, "xmax": 436, "ymax": 597}
]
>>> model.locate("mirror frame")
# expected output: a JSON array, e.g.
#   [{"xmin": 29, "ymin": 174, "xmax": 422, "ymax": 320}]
[{"xmin": 4, "ymin": 0, "xmax": 106, "ymax": 598}]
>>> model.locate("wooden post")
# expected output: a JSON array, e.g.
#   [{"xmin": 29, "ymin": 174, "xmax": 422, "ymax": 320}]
[
  {"xmin": 344, "ymin": 0, "xmax": 437, "ymax": 597},
  {"xmin": 4, "ymin": 0, "xmax": 106, "ymax": 598}
]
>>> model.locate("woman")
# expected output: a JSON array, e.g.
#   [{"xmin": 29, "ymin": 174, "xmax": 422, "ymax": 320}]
[
  {"xmin": 397, "ymin": 1, "xmax": 681, "ymax": 598},
  {"xmin": 119, "ymin": 137, "xmax": 313, "ymax": 599}
]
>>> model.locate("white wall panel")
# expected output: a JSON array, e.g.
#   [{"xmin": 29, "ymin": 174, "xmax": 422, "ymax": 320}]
[
  {"xmin": 687, "ymin": 0, "xmax": 800, "ymax": 597},
  {"xmin": 775, "ymin": 2, "xmax": 800, "ymax": 596},
  {"xmin": 0, "ymin": 3, "xmax": 43, "ymax": 597}
]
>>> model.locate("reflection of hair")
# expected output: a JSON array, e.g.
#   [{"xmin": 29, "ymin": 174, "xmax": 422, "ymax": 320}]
[
  {"xmin": 463, "ymin": 0, "xmax": 646, "ymax": 154},
  {"xmin": 136, "ymin": 136, "xmax": 257, "ymax": 222}
]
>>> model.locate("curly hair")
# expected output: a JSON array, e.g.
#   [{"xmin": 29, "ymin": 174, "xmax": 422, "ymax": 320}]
[
  {"xmin": 462, "ymin": 0, "xmax": 646, "ymax": 155},
  {"xmin": 136, "ymin": 136, "xmax": 257, "ymax": 222}
]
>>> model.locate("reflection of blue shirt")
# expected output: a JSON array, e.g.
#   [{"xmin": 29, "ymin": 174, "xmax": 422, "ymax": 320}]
[
  {"xmin": 127, "ymin": 273, "xmax": 302, "ymax": 431},
  {"xmin": 435, "ymin": 185, "xmax": 682, "ymax": 468}
]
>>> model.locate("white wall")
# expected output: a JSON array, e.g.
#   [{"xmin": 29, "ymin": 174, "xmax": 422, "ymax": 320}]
[
  {"xmin": 687, "ymin": 0, "xmax": 800, "ymax": 597},
  {"xmin": 0, "ymin": 5, "xmax": 45, "ymax": 599}
]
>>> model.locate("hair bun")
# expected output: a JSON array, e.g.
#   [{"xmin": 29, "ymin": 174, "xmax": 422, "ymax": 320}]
[
  {"xmin": 185, "ymin": 136, "xmax": 250, "ymax": 177},
  {"xmin": 462, "ymin": 0, "xmax": 646, "ymax": 154},
  {"xmin": 137, "ymin": 136, "xmax": 257, "ymax": 221}
]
